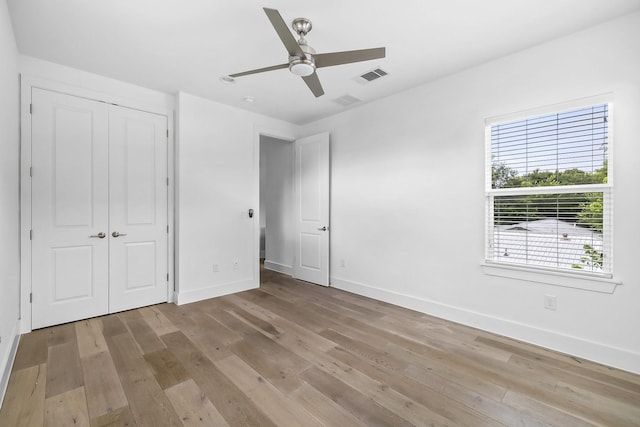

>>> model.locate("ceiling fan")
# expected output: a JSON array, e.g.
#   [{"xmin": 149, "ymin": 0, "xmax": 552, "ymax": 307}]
[{"xmin": 228, "ymin": 8, "xmax": 386, "ymax": 97}]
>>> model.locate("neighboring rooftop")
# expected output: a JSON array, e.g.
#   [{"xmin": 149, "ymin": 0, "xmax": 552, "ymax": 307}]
[{"xmin": 493, "ymin": 219, "xmax": 603, "ymax": 272}]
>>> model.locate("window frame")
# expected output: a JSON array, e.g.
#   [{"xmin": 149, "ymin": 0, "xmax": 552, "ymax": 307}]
[{"xmin": 483, "ymin": 96, "xmax": 618, "ymax": 289}]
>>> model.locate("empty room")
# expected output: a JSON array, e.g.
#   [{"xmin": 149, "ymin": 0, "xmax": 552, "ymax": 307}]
[{"xmin": 1, "ymin": 0, "xmax": 639, "ymax": 425}]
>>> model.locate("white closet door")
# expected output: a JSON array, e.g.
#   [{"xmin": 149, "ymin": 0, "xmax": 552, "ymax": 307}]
[
  {"xmin": 108, "ymin": 105, "xmax": 168, "ymax": 312},
  {"xmin": 31, "ymin": 89, "xmax": 110, "ymax": 329}
]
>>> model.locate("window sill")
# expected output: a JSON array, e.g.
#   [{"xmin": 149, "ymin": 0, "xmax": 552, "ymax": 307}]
[{"xmin": 481, "ymin": 262, "xmax": 621, "ymax": 294}]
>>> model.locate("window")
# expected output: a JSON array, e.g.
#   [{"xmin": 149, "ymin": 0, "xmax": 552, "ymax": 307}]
[{"xmin": 486, "ymin": 103, "xmax": 612, "ymax": 277}]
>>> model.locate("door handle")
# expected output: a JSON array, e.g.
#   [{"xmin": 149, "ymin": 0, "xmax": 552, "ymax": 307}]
[
  {"xmin": 317, "ymin": 226, "xmax": 327, "ymax": 231},
  {"xmin": 111, "ymin": 231, "xmax": 128, "ymax": 238},
  {"xmin": 90, "ymin": 232, "xmax": 106, "ymax": 239}
]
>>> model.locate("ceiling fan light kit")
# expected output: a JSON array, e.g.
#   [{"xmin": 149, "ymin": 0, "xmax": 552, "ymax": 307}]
[
  {"xmin": 289, "ymin": 59, "xmax": 315, "ymax": 77},
  {"xmin": 289, "ymin": 42, "xmax": 316, "ymax": 77},
  {"xmin": 228, "ymin": 8, "xmax": 386, "ymax": 97}
]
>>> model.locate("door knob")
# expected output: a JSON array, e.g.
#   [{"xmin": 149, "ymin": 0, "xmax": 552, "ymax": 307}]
[
  {"xmin": 317, "ymin": 226, "xmax": 327, "ymax": 231},
  {"xmin": 90, "ymin": 232, "xmax": 106, "ymax": 239},
  {"xmin": 112, "ymin": 231, "xmax": 128, "ymax": 238}
]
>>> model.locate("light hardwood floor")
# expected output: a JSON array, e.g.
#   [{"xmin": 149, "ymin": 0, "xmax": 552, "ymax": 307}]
[{"xmin": 1, "ymin": 267, "xmax": 639, "ymax": 426}]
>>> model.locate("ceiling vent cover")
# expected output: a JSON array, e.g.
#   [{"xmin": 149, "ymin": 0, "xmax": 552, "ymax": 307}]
[
  {"xmin": 333, "ymin": 94, "xmax": 362, "ymax": 106},
  {"xmin": 359, "ymin": 68, "xmax": 388, "ymax": 82}
]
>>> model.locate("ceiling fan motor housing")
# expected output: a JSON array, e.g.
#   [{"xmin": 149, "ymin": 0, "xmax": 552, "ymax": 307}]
[{"xmin": 289, "ymin": 44, "xmax": 316, "ymax": 76}]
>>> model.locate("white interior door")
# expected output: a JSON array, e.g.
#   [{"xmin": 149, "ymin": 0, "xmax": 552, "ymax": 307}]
[
  {"xmin": 108, "ymin": 106, "xmax": 168, "ymax": 312},
  {"xmin": 30, "ymin": 89, "xmax": 169, "ymax": 329},
  {"xmin": 293, "ymin": 132, "xmax": 330, "ymax": 286},
  {"xmin": 31, "ymin": 88, "xmax": 110, "ymax": 329}
]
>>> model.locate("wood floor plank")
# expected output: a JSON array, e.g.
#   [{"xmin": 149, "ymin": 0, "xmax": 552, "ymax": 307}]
[
  {"xmin": 300, "ymin": 366, "xmax": 415, "ymax": 427},
  {"xmin": 477, "ymin": 335, "xmax": 640, "ymax": 393},
  {"xmin": 223, "ymin": 305, "xmax": 281, "ymax": 338},
  {"xmin": 260, "ymin": 280, "xmax": 385, "ymax": 324},
  {"xmin": 0, "ymin": 364, "xmax": 46, "ymax": 426},
  {"xmin": 289, "ymin": 382, "xmax": 369, "ymax": 427},
  {"xmin": 189, "ymin": 311, "xmax": 243, "ymax": 346},
  {"xmin": 89, "ymin": 406, "xmax": 137, "ymax": 427},
  {"xmin": 45, "ymin": 340, "xmax": 84, "ymax": 398},
  {"xmin": 138, "ymin": 305, "xmax": 179, "ymax": 337},
  {"xmin": 161, "ymin": 331, "xmax": 277, "ymax": 427},
  {"xmin": 105, "ymin": 332, "xmax": 182, "ymax": 426},
  {"xmin": 101, "ymin": 314, "xmax": 128, "ymax": 337},
  {"xmin": 320, "ymin": 328, "xmax": 409, "ymax": 373},
  {"xmin": 553, "ymin": 380, "xmax": 640, "ymax": 426},
  {"xmin": 286, "ymin": 338, "xmax": 454, "ymax": 426},
  {"xmin": 205, "ymin": 308, "xmax": 264, "ymax": 337},
  {"xmin": 44, "ymin": 386, "xmax": 90, "ymax": 427},
  {"xmin": 328, "ymin": 346, "xmax": 501, "ymax": 427},
  {"xmin": 80, "ymin": 351, "xmax": 128, "ymax": 420},
  {"xmin": 237, "ymin": 289, "xmax": 327, "ymax": 333},
  {"xmin": 502, "ymin": 390, "xmax": 599, "ymax": 427},
  {"xmin": 227, "ymin": 293, "xmax": 337, "ymax": 353},
  {"xmin": 165, "ymin": 379, "xmax": 230, "ymax": 427},
  {"xmin": 11, "ymin": 328, "xmax": 49, "ymax": 371},
  {"xmin": 143, "ymin": 348, "xmax": 191, "ymax": 390},
  {"xmin": 119, "ymin": 310, "xmax": 166, "ymax": 355},
  {"xmin": 75, "ymin": 318, "xmax": 109, "ymax": 359},
  {"xmin": 158, "ymin": 303, "xmax": 241, "ymax": 362},
  {"xmin": 508, "ymin": 353, "xmax": 640, "ymax": 407},
  {"xmin": 382, "ymin": 340, "xmax": 509, "ymax": 401},
  {"xmin": 46, "ymin": 322, "xmax": 77, "ymax": 347},
  {"xmin": 228, "ymin": 331, "xmax": 310, "ymax": 393},
  {"xmin": 216, "ymin": 355, "xmax": 324, "ymax": 427}
]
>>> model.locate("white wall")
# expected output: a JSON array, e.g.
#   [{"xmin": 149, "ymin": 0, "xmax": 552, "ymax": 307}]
[
  {"xmin": 302, "ymin": 12, "xmax": 640, "ymax": 373},
  {"xmin": 0, "ymin": 0, "xmax": 20, "ymax": 404},
  {"xmin": 175, "ymin": 92, "xmax": 297, "ymax": 304},
  {"xmin": 261, "ymin": 136, "xmax": 294, "ymax": 274}
]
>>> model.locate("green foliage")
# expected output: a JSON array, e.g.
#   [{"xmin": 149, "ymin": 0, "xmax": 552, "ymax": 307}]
[
  {"xmin": 491, "ymin": 164, "xmax": 607, "ymax": 189},
  {"xmin": 491, "ymin": 162, "xmax": 518, "ymax": 189},
  {"xmin": 578, "ymin": 193, "xmax": 603, "ymax": 232},
  {"xmin": 571, "ymin": 244, "xmax": 604, "ymax": 270},
  {"xmin": 491, "ymin": 163, "xmax": 607, "ymax": 232}
]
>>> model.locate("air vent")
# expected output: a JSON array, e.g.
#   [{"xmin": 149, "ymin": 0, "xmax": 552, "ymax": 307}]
[
  {"xmin": 359, "ymin": 68, "xmax": 388, "ymax": 82},
  {"xmin": 332, "ymin": 94, "xmax": 362, "ymax": 107}
]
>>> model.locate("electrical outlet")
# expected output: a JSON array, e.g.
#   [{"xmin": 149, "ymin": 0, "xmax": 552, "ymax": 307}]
[
  {"xmin": 213, "ymin": 264, "xmax": 219, "ymax": 272},
  {"xmin": 340, "ymin": 259, "xmax": 346, "ymax": 268},
  {"xmin": 233, "ymin": 260, "xmax": 239, "ymax": 270},
  {"xmin": 544, "ymin": 294, "xmax": 557, "ymax": 311}
]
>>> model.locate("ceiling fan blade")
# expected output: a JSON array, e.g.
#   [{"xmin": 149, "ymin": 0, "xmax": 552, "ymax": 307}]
[
  {"xmin": 263, "ymin": 8, "xmax": 305, "ymax": 58},
  {"xmin": 315, "ymin": 47, "xmax": 386, "ymax": 68},
  {"xmin": 302, "ymin": 72, "xmax": 324, "ymax": 97},
  {"xmin": 229, "ymin": 63, "xmax": 289, "ymax": 78}
]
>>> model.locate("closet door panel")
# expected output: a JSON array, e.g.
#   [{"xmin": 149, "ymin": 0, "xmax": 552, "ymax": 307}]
[
  {"xmin": 31, "ymin": 88, "xmax": 110, "ymax": 329},
  {"xmin": 108, "ymin": 106, "xmax": 168, "ymax": 312}
]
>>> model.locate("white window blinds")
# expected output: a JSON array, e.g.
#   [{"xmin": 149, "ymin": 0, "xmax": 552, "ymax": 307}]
[{"xmin": 486, "ymin": 103, "xmax": 611, "ymax": 276}]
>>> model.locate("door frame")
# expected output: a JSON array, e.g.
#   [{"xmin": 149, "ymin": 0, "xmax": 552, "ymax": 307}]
[
  {"xmin": 19, "ymin": 75, "xmax": 176, "ymax": 333},
  {"xmin": 252, "ymin": 127, "xmax": 296, "ymax": 285}
]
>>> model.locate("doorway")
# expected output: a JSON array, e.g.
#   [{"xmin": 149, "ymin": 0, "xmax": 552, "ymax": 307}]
[
  {"xmin": 259, "ymin": 135, "xmax": 294, "ymax": 277},
  {"xmin": 258, "ymin": 132, "xmax": 330, "ymax": 286}
]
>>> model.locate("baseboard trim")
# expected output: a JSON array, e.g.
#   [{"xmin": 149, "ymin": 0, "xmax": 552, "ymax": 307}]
[
  {"xmin": 264, "ymin": 260, "xmax": 293, "ymax": 276},
  {"xmin": 330, "ymin": 276, "xmax": 640, "ymax": 375},
  {"xmin": 0, "ymin": 322, "xmax": 20, "ymax": 409},
  {"xmin": 175, "ymin": 279, "xmax": 258, "ymax": 305}
]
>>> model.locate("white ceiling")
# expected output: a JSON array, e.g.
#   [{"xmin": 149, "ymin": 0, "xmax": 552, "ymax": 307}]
[{"xmin": 8, "ymin": 0, "xmax": 640, "ymax": 124}]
